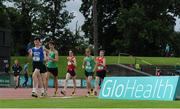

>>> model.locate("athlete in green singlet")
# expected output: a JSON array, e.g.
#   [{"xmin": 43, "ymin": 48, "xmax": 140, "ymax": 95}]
[
  {"xmin": 82, "ymin": 48, "xmax": 95, "ymax": 96},
  {"xmin": 45, "ymin": 41, "xmax": 59, "ymax": 97}
]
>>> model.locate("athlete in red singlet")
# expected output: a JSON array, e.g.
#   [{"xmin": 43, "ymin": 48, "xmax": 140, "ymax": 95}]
[
  {"xmin": 94, "ymin": 50, "xmax": 106, "ymax": 96},
  {"xmin": 61, "ymin": 50, "xmax": 77, "ymax": 96}
]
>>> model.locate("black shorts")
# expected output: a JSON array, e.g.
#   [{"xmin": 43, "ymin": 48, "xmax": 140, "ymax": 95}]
[
  {"xmin": 96, "ymin": 70, "xmax": 106, "ymax": 79},
  {"xmin": 47, "ymin": 67, "xmax": 58, "ymax": 77},
  {"xmin": 85, "ymin": 70, "xmax": 93, "ymax": 77},
  {"xmin": 67, "ymin": 69, "xmax": 76, "ymax": 77},
  {"xmin": 33, "ymin": 62, "xmax": 47, "ymax": 73},
  {"xmin": 14, "ymin": 73, "xmax": 20, "ymax": 77}
]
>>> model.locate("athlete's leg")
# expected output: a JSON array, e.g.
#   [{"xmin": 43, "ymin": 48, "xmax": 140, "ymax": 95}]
[
  {"xmin": 14, "ymin": 76, "xmax": 16, "ymax": 86},
  {"xmin": 41, "ymin": 72, "xmax": 48, "ymax": 96},
  {"xmin": 38, "ymin": 72, "xmax": 45, "ymax": 94},
  {"xmin": 54, "ymin": 75, "xmax": 58, "ymax": 93},
  {"xmin": 87, "ymin": 76, "xmax": 93, "ymax": 92},
  {"xmin": 32, "ymin": 69, "xmax": 39, "ymax": 93},
  {"xmin": 46, "ymin": 72, "xmax": 50, "ymax": 92},
  {"xmin": 14, "ymin": 76, "xmax": 18, "ymax": 88},
  {"xmin": 94, "ymin": 76, "xmax": 100, "ymax": 93},
  {"xmin": 23, "ymin": 75, "xmax": 28, "ymax": 87},
  {"xmin": 72, "ymin": 76, "xmax": 77, "ymax": 93},
  {"xmin": 85, "ymin": 76, "xmax": 90, "ymax": 93},
  {"xmin": 61, "ymin": 73, "xmax": 70, "ymax": 96},
  {"xmin": 63, "ymin": 73, "xmax": 71, "ymax": 91},
  {"xmin": 41, "ymin": 73, "xmax": 47, "ymax": 89},
  {"xmin": 16, "ymin": 75, "xmax": 19, "ymax": 87}
]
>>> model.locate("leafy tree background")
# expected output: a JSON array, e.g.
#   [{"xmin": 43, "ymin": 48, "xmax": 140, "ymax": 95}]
[
  {"xmin": 80, "ymin": 0, "xmax": 180, "ymax": 56},
  {"xmin": 0, "ymin": 0, "xmax": 180, "ymax": 56}
]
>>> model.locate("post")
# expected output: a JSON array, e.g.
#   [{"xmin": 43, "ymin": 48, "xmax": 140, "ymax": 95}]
[{"xmin": 93, "ymin": 0, "xmax": 98, "ymax": 56}]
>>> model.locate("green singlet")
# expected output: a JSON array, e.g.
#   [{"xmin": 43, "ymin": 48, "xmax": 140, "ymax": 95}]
[
  {"xmin": 47, "ymin": 51, "xmax": 57, "ymax": 68},
  {"xmin": 84, "ymin": 56, "xmax": 95, "ymax": 72}
]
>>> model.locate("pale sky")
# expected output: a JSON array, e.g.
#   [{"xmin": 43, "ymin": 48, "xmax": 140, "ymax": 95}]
[
  {"xmin": 65, "ymin": 0, "xmax": 85, "ymax": 31},
  {"xmin": 175, "ymin": 17, "xmax": 180, "ymax": 32},
  {"xmin": 3, "ymin": 0, "xmax": 180, "ymax": 32}
]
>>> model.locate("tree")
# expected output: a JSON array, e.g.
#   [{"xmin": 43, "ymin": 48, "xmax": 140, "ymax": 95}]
[
  {"xmin": 93, "ymin": 0, "xmax": 98, "ymax": 55},
  {"xmin": 0, "ymin": 1, "xmax": 10, "ymax": 29},
  {"xmin": 79, "ymin": 0, "xmax": 93, "ymax": 43},
  {"xmin": 4, "ymin": 0, "xmax": 77, "ymax": 55},
  {"xmin": 80, "ymin": 0, "xmax": 180, "ymax": 56},
  {"xmin": 32, "ymin": 0, "xmax": 74, "ymax": 53},
  {"xmin": 5, "ymin": 0, "xmax": 40, "ymax": 55},
  {"xmin": 80, "ymin": 0, "xmax": 122, "ymax": 55},
  {"xmin": 116, "ymin": 0, "xmax": 179, "ymax": 56}
]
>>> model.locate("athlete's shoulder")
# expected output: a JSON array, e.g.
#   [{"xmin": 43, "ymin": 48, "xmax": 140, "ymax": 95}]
[
  {"xmin": 67, "ymin": 56, "xmax": 70, "ymax": 59},
  {"xmin": 91, "ymin": 55, "xmax": 95, "ymax": 58},
  {"xmin": 83, "ymin": 56, "xmax": 87, "ymax": 60},
  {"xmin": 54, "ymin": 49, "xmax": 58, "ymax": 54},
  {"xmin": 31, "ymin": 47, "xmax": 35, "ymax": 50},
  {"xmin": 40, "ymin": 46, "xmax": 43, "ymax": 48},
  {"xmin": 72, "ymin": 56, "xmax": 76, "ymax": 60}
]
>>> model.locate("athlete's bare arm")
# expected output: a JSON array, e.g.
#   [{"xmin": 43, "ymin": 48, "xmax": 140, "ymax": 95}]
[
  {"xmin": 82, "ymin": 58, "xmax": 85, "ymax": 69},
  {"xmin": 54, "ymin": 50, "xmax": 59, "ymax": 62},
  {"xmin": 44, "ymin": 47, "xmax": 49, "ymax": 54},
  {"xmin": 28, "ymin": 49, "xmax": 32, "ymax": 58},
  {"xmin": 73, "ymin": 58, "xmax": 77, "ymax": 67},
  {"xmin": 102, "ymin": 58, "xmax": 106, "ymax": 66},
  {"xmin": 93, "ymin": 57, "xmax": 98, "ymax": 72},
  {"xmin": 44, "ymin": 51, "xmax": 47, "ymax": 61}
]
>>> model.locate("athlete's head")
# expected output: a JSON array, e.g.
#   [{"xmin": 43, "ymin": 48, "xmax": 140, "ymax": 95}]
[
  {"xmin": 14, "ymin": 59, "xmax": 19, "ymax": 65},
  {"xmin": 34, "ymin": 37, "xmax": 41, "ymax": 47},
  {"xmin": 99, "ymin": 50, "xmax": 105, "ymax": 57},
  {"xmin": 69, "ymin": 50, "xmax": 74, "ymax": 56},
  {"xmin": 48, "ymin": 41, "xmax": 55, "ymax": 49},
  {"xmin": 85, "ymin": 48, "xmax": 91, "ymax": 56}
]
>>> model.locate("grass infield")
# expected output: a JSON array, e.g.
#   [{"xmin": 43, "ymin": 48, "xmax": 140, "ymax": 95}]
[{"xmin": 11, "ymin": 56, "xmax": 180, "ymax": 78}]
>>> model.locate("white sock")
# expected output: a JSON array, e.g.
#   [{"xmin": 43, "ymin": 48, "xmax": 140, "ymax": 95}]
[
  {"xmin": 41, "ymin": 88, "xmax": 44, "ymax": 93},
  {"xmin": 32, "ymin": 88, "xmax": 36, "ymax": 93}
]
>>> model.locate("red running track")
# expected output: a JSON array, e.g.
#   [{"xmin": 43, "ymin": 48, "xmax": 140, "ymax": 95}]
[{"xmin": 0, "ymin": 88, "xmax": 99, "ymax": 99}]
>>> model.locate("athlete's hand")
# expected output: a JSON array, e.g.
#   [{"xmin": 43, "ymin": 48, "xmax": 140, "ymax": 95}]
[
  {"xmin": 99, "ymin": 63, "xmax": 104, "ymax": 66},
  {"xmin": 82, "ymin": 65, "xmax": 84, "ymax": 69},
  {"xmin": 47, "ymin": 57, "xmax": 53, "ymax": 61},
  {"xmin": 93, "ymin": 69, "xmax": 96, "ymax": 73}
]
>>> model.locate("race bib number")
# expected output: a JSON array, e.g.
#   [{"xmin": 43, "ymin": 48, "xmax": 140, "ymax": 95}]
[
  {"xmin": 86, "ymin": 62, "xmax": 92, "ymax": 70},
  {"xmin": 68, "ymin": 61, "xmax": 72, "ymax": 65},
  {"xmin": 98, "ymin": 66, "xmax": 104, "ymax": 70},
  {"xmin": 86, "ymin": 66, "xmax": 92, "ymax": 70},
  {"xmin": 33, "ymin": 57, "xmax": 40, "ymax": 61},
  {"xmin": 33, "ymin": 52, "xmax": 40, "ymax": 61}
]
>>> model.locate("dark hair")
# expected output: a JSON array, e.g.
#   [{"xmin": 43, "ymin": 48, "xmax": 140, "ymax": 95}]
[
  {"xmin": 49, "ymin": 41, "xmax": 55, "ymax": 45},
  {"xmin": 34, "ymin": 37, "xmax": 41, "ymax": 41}
]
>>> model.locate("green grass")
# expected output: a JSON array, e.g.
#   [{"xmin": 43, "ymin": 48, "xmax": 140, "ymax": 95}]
[
  {"xmin": 11, "ymin": 56, "xmax": 120, "ymax": 78},
  {"xmin": 11, "ymin": 56, "xmax": 180, "ymax": 78},
  {"xmin": 0, "ymin": 97, "xmax": 180, "ymax": 108}
]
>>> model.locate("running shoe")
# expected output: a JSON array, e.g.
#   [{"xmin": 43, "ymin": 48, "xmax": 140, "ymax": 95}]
[
  {"xmin": 60, "ymin": 90, "xmax": 66, "ymax": 96},
  {"xmin": 86, "ymin": 91, "xmax": 90, "ymax": 97},
  {"xmin": 31, "ymin": 92, "xmax": 38, "ymax": 98},
  {"xmin": 94, "ymin": 91, "xmax": 97, "ymax": 96},
  {"xmin": 53, "ymin": 91, "xmax": 58, "ymax": 97},
  {"xmin": 71, "ymin": 91, "xmax": 76, "ymax": 96}
]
